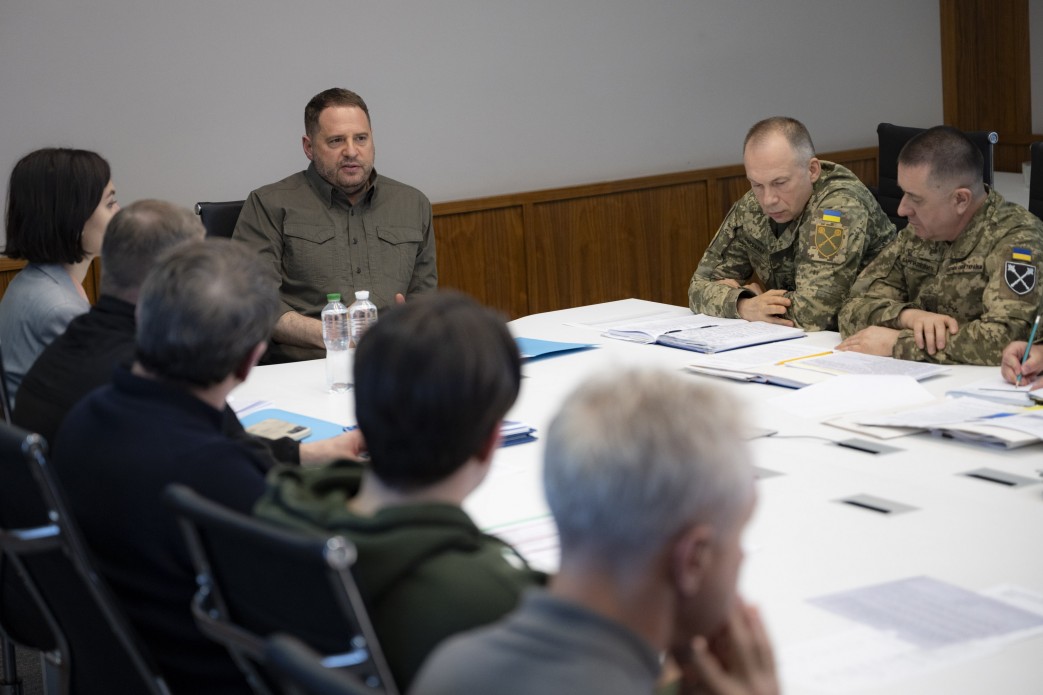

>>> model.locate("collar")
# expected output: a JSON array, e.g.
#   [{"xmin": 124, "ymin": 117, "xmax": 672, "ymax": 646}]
[
  {"xmin": 112, "ymin": 365, "xmax": 227, "ymax": 430},
  {"xmin": 304, "ymin": 162, "xmax": 379, "ymax": 208}
]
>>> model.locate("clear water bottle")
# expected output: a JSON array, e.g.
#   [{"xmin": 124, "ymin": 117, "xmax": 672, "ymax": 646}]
[
  {"xmin": 321, "ymin": 293, "xmax": 351, "ymax": 393},
  {"xmin": 348, "ymin": 290, "xmax": 378, "ymax": 347}
]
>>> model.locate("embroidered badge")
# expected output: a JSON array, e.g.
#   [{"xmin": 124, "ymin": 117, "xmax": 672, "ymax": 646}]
[
  {"xmin": 1005, "ymin": 261, "xmax": 1037, "ymax": 295},
  {"xmin": 814, "ymin": 223, "xmax": 845, "ymax": 259},
  {"xmin": 1012, "ymin": 247, "xmax": 1033, "ymax": 262},
  {"xmin": 822, "ymin": 209, "xmax": 843, "ymax": 223}
]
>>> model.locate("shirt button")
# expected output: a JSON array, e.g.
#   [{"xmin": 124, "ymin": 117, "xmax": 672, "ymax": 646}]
[
  {"xmin": 356, "ymin": 267, "xmax": 362, "ymax": 274},
  {"xmin": 353, "ymin": 238, "xmax": 358, "ymax": 245}
]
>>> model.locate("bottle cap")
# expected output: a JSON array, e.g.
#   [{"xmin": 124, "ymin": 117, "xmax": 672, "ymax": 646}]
[
  {"xmin": 355, "ymin": 290, "xmax": 370, "ymax": 300},
  {"xmin": 327, "ymin": 293, "xmax": 341, "ymax": 302}
]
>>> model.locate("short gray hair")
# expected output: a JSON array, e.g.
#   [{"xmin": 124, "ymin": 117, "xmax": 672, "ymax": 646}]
[
  {"xmin": 544, "ymin": 368, "xmax": 755, "ymax": 570},
  {"xmin": 136, "ymin": 238, "xmax": 279, "ymax": 387},
  {"xmin": 101, "ymin": 199, "xmax": 205, "ymax": 300},
  {"xmin": 744, "ymin": 116, "xmax": 816, "ymax": 165}
]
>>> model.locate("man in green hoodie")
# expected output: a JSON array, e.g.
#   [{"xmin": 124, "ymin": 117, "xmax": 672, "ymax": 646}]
[{"xmin": 253, "ymin": 291, "xmax": 545, "ymax": 689}]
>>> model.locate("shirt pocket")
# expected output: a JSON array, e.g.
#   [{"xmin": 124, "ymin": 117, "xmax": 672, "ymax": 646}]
[
  {"xmin": 283, "ymin": 223, "xmax": 336, "ymax": 290},
  {"xmin": 376, "ymin": 225, "xmax": 422, "ymax": 283}
]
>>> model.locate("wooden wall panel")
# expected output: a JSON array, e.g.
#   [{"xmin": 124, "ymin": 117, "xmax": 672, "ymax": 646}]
[
  {"xmin": 434, "ymin": 206, "xmax": 528, "ymax": 319},
  {"xmin": 941, "ymin": 0, "xmax": 1032, "ymax": 171},
  {"xmin": 528, "ymin": 182, "xmax": 709, "ymax": 312},
  {"xmin": 0, "ymin": 257, "xmax": 100, "ymax": 304}
]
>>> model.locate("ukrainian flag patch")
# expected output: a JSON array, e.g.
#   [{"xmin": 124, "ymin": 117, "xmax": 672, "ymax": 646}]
[
  {"xmin": 1013, "ymin": 247, "xmax": 1033, "ymax": 262},
  {"xmin": 822, "ymin": 209, "xmax": 842, "ymax": 223}
]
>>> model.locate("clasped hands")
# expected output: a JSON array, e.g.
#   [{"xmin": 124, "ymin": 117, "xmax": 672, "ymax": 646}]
[
  {"xmin": 715, "ymin": 279, "xmax": 793, "ymax": 327},
  {"xmin": 837, "ymin": 308, "xmax": 958, "ymax": 357}
]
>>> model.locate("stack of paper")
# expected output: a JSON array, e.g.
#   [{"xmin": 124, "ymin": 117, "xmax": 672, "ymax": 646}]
[
  {"xmin": 687, "ymin": 345, "xmax": 948, "ymax": 389},
  {"xmin": 500, "ymin": 420, "xmax": 537, "ymax": 447},
  {"xmin": 946, "ymin": 375, "xmax": 1041, "ymax": 406},
  {"xmin": 604, "ymin": 313, "xmax": 805, "ymax": 353},
  {"xmin": 852, "ymin": 397, "xmax": 1041, "ymax": 449}
]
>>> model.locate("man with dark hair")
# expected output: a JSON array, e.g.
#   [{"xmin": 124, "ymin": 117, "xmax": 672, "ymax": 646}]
[
  {"xmin": 689, "ymin": 116, "xmax": 894, "ymax": 331},
  {"xmin": 50, "ymin": 239, "xmax": 363, "ymax": 694},
  {"xmin": 254, "ymin": 291, "xmax": 545, "ymax": 689},
  {"xmin": 233, "ymin": 87, "xmax": 437, "ymax": 362},
  {"xmin": 839, "ymin": 126, "xmax": 1043, "ymax": 364},
  {"xmin": 412, "ymin": 368, "xmax": 777, "ymax": 695}
]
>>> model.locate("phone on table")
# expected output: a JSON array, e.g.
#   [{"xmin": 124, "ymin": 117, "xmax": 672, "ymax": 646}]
[{"xmin": 246, "ymin": 418, "xmax": 312, "ymax": 441}]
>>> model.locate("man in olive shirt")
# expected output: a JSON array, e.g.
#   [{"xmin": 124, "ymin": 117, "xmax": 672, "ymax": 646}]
[
  {"xmin": 688, "ymin": 117, "xmax": 894, "ymax": 331},
  {"xmin": 838, "ymin": 126, "xmax": 1043, "ymax": 364},
  {"xmin": 233, "ymin": 88, "xmax": 437, "ymax": 362}
]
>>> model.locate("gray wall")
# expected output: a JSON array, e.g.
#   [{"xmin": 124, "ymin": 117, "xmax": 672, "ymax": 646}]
[{"xmin": 1, "ymin": 1, "xmax": 942, "ymax": 244}]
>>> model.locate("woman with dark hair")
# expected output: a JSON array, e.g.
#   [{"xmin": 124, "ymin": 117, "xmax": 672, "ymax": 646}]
[{"xmin": 0, "ymin": 148, "xmax": 119, "ymax": 401}]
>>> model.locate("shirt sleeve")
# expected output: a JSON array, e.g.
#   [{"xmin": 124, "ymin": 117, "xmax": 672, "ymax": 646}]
[
  {"xmin": 788, "ymin": 191, "xmax": 880, "ymax": 331},
  {"xmin": 232, "ymin": 191, "xmax": 294, "ymax": 316},
  {"xmin": 688, "ymin": 202, "xmax": 755, "ymax": 319},
  {"xmin": 838, "ymin": 230, "xmax": 916, "ymax": 336},
  {"xmin": 407, "ymin": 195, "xmax": 438, "ymax": 297},
  {"xmin": 892, "ymin": 229, "xmax": 1043, "ymax": 365}
]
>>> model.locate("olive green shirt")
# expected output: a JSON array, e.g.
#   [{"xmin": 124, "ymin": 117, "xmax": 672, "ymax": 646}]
[
  {"xmin": 233, "ymin": 164, "xmax": 437, "ymax": 361},
  {"xmin": 839, "ymin": 189, "xmax": 1043, "ymax": 365},
  {"xmin": 688, "ymin": 161, "xmax": 895, "ymax": 331}
]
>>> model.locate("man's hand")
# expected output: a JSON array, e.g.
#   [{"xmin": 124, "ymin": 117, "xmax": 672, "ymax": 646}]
[
  {"xmin": 1001, "ymin": 340, "xmax": 1043, "ymax": 387},
  {"xmin": 298, "ymin": 429, "xmax": 367, "ymax": 467},
  {"xmin": 674, "ymin": 602, "xmax": 779, "ymax": 695},
  {"xmin": 736, "ymin": 290, "xmax": 793, "ymax": 326},
  {"xmin": 898, "ymin": 309, "xmax": 959, "ymax": 355},
  {"xmin": 836, "ymin": 326, "xmax": 900, "ymax": 356},
  {"xmin": 395, "ymin": 293, "xmax": 406, "ymax": 305}
]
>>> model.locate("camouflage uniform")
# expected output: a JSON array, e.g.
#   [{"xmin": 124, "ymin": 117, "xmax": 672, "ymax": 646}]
[
  {"xmin": 838, "ymin": 189, "xmax": 1043, "ymax": 365},
  {"xmin": 688, "ymin": 162, "xmax": 895, "ymax": 331}
]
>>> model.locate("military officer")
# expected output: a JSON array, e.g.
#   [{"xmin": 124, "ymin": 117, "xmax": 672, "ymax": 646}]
[
  {"xmin": 688, "ymin": 116, "xmax": 895, "ymax": 331},
  {"xmin": 838, "ymin": 126, "xmax": 1043, "ymax": 365}
]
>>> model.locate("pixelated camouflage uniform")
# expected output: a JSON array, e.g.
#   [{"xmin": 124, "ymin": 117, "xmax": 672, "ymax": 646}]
[
  {"xmin": 838, "ymin": 189, "xmax": 1043, "ymax": 365},
  {"xmin": 688, "ymin": 162, "xmax": 895, "ymax": 331}
]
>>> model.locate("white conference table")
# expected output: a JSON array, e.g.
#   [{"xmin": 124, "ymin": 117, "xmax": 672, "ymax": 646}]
[{"xmin": 230, "ymin": 299, "xmax": 1043, "ymax": 695}]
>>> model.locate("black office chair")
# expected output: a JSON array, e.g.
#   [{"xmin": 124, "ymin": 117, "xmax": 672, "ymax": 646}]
[
  {"xmin": 264, "ymin": 634, "xmax": 380, "ymax": 695},
  {"xmin": 1028, "ymin": 142, "xmax": 1043, "ymax": 221},
  {"xmin": 874, "ymin": 122, "xmax": 998, "ymax": 230},
  {"xmin": 0, "ymin": 422, "xmax": 171, "ymax": 694},
  {"xmin": 163, "ymin": 484, "xmax": 397, "ymax": 695},
  {"xmin": 195, "ymin": 200, "xmax": 245, "ymax": 238}
]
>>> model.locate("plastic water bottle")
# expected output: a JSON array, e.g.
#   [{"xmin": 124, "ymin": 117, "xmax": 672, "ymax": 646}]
[
  {"xmin": 321, "ymin": 293, "xmax": 351, "ymax": 393},
  {"xmin": 348, "ymin": 290, "xmax": 378, "ymax": 347}
]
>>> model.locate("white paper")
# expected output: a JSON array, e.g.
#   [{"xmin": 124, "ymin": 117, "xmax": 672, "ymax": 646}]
[
  {"xmin": 789, "ymin": 351, "xmax": 949, "ymax": 381},
  {"xmin": 809, "ymin": 576, "xmax": 1043, "ymax": 648},
  {"xmin": 770, "ymin": 375, "xmax": 935, "ymax": 421},
  {"xmin": 947, "ymin": 375, "xmax": 1034, "ymax": 406},
  {"xmin": 687, "ymin": 341, "xmax": 829, "ymax": 369},
  {"xmin": 856, "ymin": 396, "xmax": 1021, "ymax": 428}
]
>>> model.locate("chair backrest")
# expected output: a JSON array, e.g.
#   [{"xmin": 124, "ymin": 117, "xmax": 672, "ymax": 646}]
[
  {"xmin": 875, "ymin": 122, "xmax": 998, "ymax": 230},
  {"xmin": 162, "ymin": 484, "xmax": 397, "ymax": 695},
  {"xmin": 0, "ymin": 421, "xmax": 171, "ymax": 694},
  {"xmin": 1028, "ymin": 142, "xmax": 1043, "ymax": 221},
  {"xmin": 194, "ymin": 200, "xmax": 245, "ymax": 238},
  {"xmin": 0, "ymin": 340, "xmax": 12, "ymax": 424},
  {"xmin": 265, "ymin": 634, "xmax": 379, "ymax": 695}
]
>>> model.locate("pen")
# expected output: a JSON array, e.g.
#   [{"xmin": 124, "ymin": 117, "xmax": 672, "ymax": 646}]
[
  {"xmin": 1016, "ymin": 313, "xmax": 1042, "ymax": 386},
  {"xmin": 775, "ymin": 350, "xmax": 833, "ymax": 366}
]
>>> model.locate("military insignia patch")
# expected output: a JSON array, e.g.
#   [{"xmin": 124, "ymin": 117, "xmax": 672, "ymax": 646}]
[
  {"xmin": 1005, "ymin": 261, "xmax": 1037, "ymax": 295},
  {"xmin": 814, "ymin": 223, "xmax": 845, "ymax": 259}
]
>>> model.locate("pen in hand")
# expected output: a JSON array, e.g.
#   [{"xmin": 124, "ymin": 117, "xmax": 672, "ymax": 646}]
[{"xmin": 1016, "ymin": 313, "xmax": 1042, "ymax": 386}]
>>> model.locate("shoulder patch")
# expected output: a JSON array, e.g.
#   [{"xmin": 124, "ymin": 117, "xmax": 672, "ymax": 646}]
[
  {"xmin": 1005, "ymin": 261, "xmax": 1037, "ymax": 295},
  {"xmin": 813, "ymin": 221, "xmax": 846, "ymax": 259}
]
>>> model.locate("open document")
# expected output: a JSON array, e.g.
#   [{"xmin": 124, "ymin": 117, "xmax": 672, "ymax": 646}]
[{"xmin": 603, "ymin": 312, "xmax": 805, "ymax": 352}]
